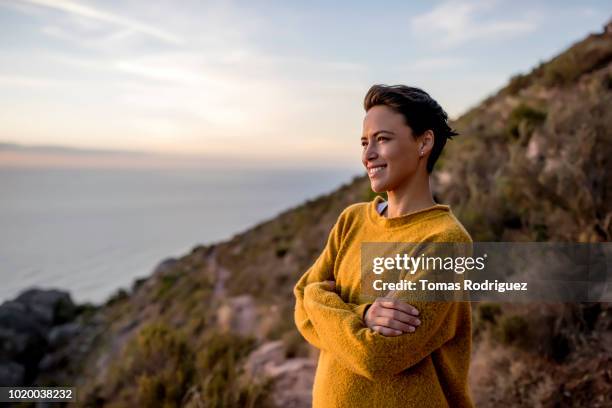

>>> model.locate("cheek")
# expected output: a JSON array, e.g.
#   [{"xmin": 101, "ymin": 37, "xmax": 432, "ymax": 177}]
[
  {"xmin": 385, "ymin": 145, "xmax": 417, "ymax": 173},
  {"xmin": 382, "ymin": 144, "xmax": 407, "ymax": 164}
]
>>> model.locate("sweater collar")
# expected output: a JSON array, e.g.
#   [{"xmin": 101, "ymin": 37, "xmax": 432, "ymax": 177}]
[{"xmin": 367, "ymin": 195, "xmax": 451, "ymax": 229}]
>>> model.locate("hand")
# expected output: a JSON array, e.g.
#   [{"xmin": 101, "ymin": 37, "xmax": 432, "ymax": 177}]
[
  {"xmin": 364, "ymin": 297, "xmax": 421, "ymax": 337},
  {"xmin": 322, "ymin": 280, "xmax": 336, "ymax": 291}
]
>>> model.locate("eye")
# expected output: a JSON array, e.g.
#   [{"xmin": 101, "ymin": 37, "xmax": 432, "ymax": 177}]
[
  {"xmin": 361, "ymin": 140, "xmax": 368, "ymax": 147},
  {"xmin": 377, "ymin": 136, "xmax": 388, "ymax": 142}
]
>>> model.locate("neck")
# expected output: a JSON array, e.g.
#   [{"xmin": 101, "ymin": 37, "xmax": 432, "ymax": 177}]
[{"xmin": 385, "ymin": 172, "xmax": 435, "ymax": 218}]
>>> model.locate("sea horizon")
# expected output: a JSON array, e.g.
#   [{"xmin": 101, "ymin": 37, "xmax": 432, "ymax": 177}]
[{"xmin": 0, "ymin": 165, "xmax": 363, "ymax": 306}]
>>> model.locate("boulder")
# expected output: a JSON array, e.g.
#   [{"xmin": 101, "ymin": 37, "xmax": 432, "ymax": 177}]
[
  {"xmin": 243, "ymin": 340, "xmax": 286, "ymax": 378},
  {"xmin": 0, "ymin": 301, "xmax": 46, "ymax": 337},
  {"xmin": 48, "ymin": 322, "xmax": 82, "ymax": 350},
  {"xmin": 152, "ymin": 258, "xmax": 179, "ymax": 276},
  {"xmin": 0, "ymin": 361, "xmax": 25, "ymax": 387},
  {"xmin": 242, "ymin": 341, "xmax": 316, "ymax": 408},
  {"xmin": 0, "ymin": 288, "xmax": 77, "ymax": 386},
  {"xmin": 15, "ymin": 288, "xmax": 76, "ymax": 326},
  {"xmin": 267, "ymin": 358, "xmax": 316, "ymax": 408},
  {"xmin": 216, "ymin": 295, "xmax": 257, "ymax": 336}
]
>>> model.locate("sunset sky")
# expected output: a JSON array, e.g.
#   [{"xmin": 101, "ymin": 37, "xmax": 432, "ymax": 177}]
[{"xmin": 0, "ymin": 0, "xmax": 608, "ymax": 169}]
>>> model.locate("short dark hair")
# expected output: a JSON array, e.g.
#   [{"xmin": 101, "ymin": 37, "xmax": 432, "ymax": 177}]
[{"xmin": 363, "ymin": 84, "xmax": 459, "ymax": 173}]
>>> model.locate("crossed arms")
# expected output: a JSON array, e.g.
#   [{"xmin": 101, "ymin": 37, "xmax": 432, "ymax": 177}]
[{"xmin": 293, "ymin": 212, "xmax": 464, "ymax": 381}]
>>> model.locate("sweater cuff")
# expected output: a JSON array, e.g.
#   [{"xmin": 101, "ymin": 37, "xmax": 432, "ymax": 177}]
[{"xmin": 351, "ymin": 303, "xmax": 373, "ymax": 322}]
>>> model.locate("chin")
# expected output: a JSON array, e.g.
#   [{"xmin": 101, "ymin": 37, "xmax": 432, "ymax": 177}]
[{"xmin": 369, "ymin": 180, "xmax": 387, "ymax": 193}]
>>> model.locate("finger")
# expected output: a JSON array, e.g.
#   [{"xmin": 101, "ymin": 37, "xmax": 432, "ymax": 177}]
[
  {"xmin": 375, "ymin": 326, "xmax": 403, "ymax": 336},
  {"xmin": 378, "ymin": 298, "xmax": 419, "ymax": 316},
  {"xmin": 374, "ymin": 316, "xmax": 417, "ymax": 333},
  {"xmin": 372, "ymin": 325, "xmax": 402, "ymax": 336},
  {"xmin": 392, "ymin": 311, "xmax": 422, "ymax": 327},
  {"xmin": 375, "ymin": 308, "xmax": 422, "ymax": 327}
]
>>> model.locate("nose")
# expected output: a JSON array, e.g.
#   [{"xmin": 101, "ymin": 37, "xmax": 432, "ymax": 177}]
[{"xmin": 364, "ymin": 142, "xmax": 378, "ymax": 161}]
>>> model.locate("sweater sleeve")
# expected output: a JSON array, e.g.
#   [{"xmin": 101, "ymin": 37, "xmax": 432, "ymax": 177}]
[
  {"xmin": 303, "ymin": 284, "xmax": 460, "ymax": 380},
  {"xmin": 302, "ymin": 238, "xmax": 470, "ymax": 381},
  {"xmin": 293, "ymin": 208, "xmax": 367, "ymax": 350}
]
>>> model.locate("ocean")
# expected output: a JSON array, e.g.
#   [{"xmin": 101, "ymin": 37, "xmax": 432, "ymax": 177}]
[{"xmin": 0, "ymin": 166, "xmax": 362, "ymax": 305}]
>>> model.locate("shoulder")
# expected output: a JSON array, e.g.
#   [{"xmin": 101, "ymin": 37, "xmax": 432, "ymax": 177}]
[
  {"xmin": 333, "ymin": 201, "xmax": 370, "ymax": 232},
  {"xmin": 341, "ymin": 201, "xmax": 369, "ymax": 217},
  {"xmin": 422, "ymin": 210, "xmax": 473, "ymax": 243},
  {"xmin": 338, "ymin": 201, "xmax": 369, "ymax": 222}
]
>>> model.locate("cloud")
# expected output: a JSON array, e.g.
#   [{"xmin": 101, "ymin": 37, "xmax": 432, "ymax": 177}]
[
  {"xmin": 106, "ymin": 50, "xmax": 366, "ymax": 130},
  {"xmin": 0, "ymin": 140, "xmax": 148, "ymax": 155},
  {"xmin": 410, "ymin": 0, "xmax": 536, "ymax": 48},
  {"xmin": 18, "ymin": 0, "xmax": 184, "ymax": 45},
  {"xmin": 402, "ymin": 56, "xmax": 468, "ymax": 71},
  {"xmin": 0, "ymin": 74, "xmax": 60, "ymax": 88},
  {"xmin": 40, "ymin": 23, "xmax": 140, "ymax": 50}
]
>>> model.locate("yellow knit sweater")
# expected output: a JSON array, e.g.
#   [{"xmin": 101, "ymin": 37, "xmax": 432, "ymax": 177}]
[{"xmin": 293, "ymin": 195, "xmax": 474, "ymax": 408}]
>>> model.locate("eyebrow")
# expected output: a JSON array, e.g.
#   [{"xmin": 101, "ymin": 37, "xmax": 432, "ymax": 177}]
[{"xmin": 361, "ymin": 130, "xmax": 395, "ymax": 141}]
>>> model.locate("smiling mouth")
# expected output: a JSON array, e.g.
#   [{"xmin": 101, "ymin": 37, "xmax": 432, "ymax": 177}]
[{"xmin": 368, "ymin": 165, "xmax": 387, "ymax": 176}]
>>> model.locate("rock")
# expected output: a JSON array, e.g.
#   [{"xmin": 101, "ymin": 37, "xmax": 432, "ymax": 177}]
[
  {"xmin": 526, "ymin": 130, "xmax": 545, "ymax": 162},
  {"xmin": 0, "ymin": 301, "xmax": 46, "ymax": 337},
  {"xmin": 0, "ymin": 322, "xmax": 46, "ymax": 385},
  {"xmin": 0, "ymin": 327, "xmax": 37, "ymax": 358},
  {"xmin": 37, "ymin": 350, "xmax": 70, "ymax": 372},
  {"xmin": 265, "ymin": 358, "xmax": 315, "ymax": 379},
  {"xmin": 267, "ymin": 358, "xmax": 316, "ymax": 408},
  {"xmin": 257, "ymin": 305, "xmax": 282, "ymax": 340},
  {"xmin": 0, "ymin": 302, "xmax": 48, "ymax": 371},
  {"xmin": 0, "ymin": 288, "xmax": 78, "ymax": 386},
  {"xmin": 216, "ymin": 295, "xmax": 257, "ymax": 336},
  {"xmin": 152, "ymin": 258, "xmax": 179, "ymax": 276},
  {"xmin": 242, "ymin": 342, "xmax": 315, "ymax": 408},
  {"xmin": 15, "ymin": 288, "xmax": 76, "ymax": 326},
  {"xmin": 243, "ymin": 340, "xmax": 286, "ymax": 378},
  {"xmin": 48, "ymin": 322, "xmax": 82, "ymax": 350},
  {"xmin": 0, "ymin": 361, "xmax": 25, "ymax": 387}
]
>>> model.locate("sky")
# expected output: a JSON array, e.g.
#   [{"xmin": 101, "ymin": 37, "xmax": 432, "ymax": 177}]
[{"xmin": 0, "ymin": 0, "xmax": 609, "ymax": 170}]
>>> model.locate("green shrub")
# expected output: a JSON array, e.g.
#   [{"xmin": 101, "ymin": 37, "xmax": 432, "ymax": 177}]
[
  {"xmin": 110, "ymin": 322, "xmax": 195, "ymax": 407},
  {"xmin": 505, "ymin": 73, "xmax": 532, "ymax": 96},
  {"xmin": 197, "ymin": 332, "xmax": 275, "ymax": 408},
  {"xmin": 132, "ymin": 277, "xmax": 148, "ymax": 291},
  {"xmin": 74, "ymin": 302, "xmax": 99, "ymax": 323},
  {"xmin": 497, "ymin": 315, "xmax": 529, "ymax": 346},
  {"xmin": 536, "ymin": 28, "xmax": 612, "ymax": 87},
  {"xmin": 533, "ymin": 223, "xmax": 549, "ymax": 242},
  {"xmin": 478, "ymin": 302, "xmax": 502, "ymax": 324},
  {"xmin": 542, "ymin": 49, "xmax": 580, "ymax": 86},
  {"xmin": 155, "ymin": 274, "xmax": 180, "ymax": 300},
  {"xmin": 105, "ymin": 288, "xmax": 129, "ymax": 306},
  {"xmin": 506, "ymin": 104, "xmax": 547, "ymax": 139},
  {"xmin": 275, "ymin": 245, "xmax": 289, "ymax": 258},
  {"xmin": 198, "ymin": 332, "xmax": 255, "ymax": 370}
]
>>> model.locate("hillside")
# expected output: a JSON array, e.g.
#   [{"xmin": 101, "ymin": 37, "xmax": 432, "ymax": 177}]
[{"xmin": 13, "ymin": 20, "xmax": 612, "ymax": 408}]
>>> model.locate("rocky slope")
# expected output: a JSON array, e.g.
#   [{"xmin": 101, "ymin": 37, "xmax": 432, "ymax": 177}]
[{"xmin": 2, "ymin": 20, "xmax": 611, "ymax": 408}]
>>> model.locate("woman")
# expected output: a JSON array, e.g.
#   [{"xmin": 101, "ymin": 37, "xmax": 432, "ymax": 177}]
[{"xmin": 293, "ymin": 84, "xmax": 474, "ymax": 407}]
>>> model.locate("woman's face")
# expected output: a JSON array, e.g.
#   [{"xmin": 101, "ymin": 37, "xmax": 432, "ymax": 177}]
[{"xmin": 361, "ymin": 105, "xmax": 423, "ymax": 193}]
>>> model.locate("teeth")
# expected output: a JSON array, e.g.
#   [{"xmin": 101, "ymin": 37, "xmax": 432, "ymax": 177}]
[{"xmin": 368, "ymin": 166, "xmax": 386, "ymax": 175}]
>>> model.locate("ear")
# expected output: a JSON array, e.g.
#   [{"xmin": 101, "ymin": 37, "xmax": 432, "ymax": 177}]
[{"xmin": 420, "ymin": 130, "xmax": 435, "ymax": 154}]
